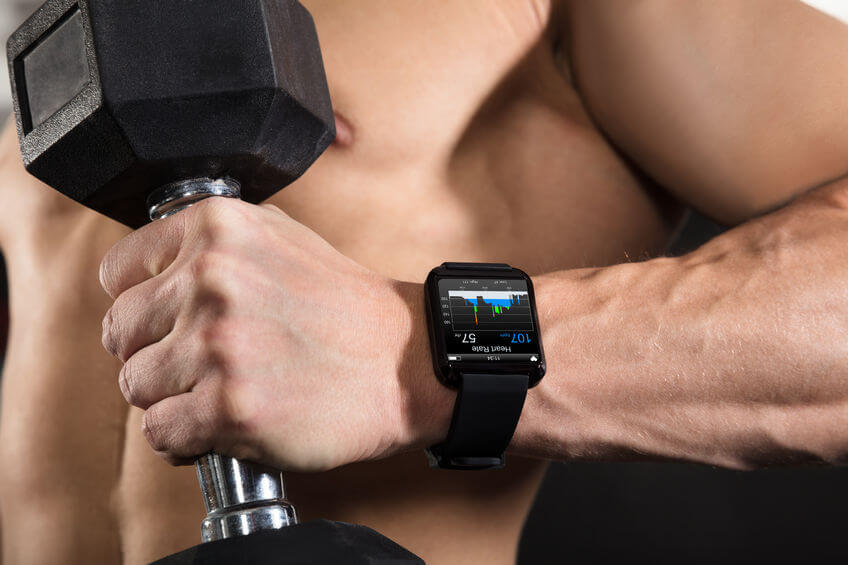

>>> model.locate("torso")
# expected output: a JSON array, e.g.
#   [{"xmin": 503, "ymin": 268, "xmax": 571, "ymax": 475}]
[{"xmin": 0, "ymin": 1, "xmax": 680, "ymax": 563}]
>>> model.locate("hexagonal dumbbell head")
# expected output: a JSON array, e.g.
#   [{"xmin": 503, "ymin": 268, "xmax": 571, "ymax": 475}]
[
  {"xmin": 152, "ymin": 520, "xmax": 425, "ymax": 565},
  {"xmin": 7, "ymin": 0, "xmax": 335, "ymax": 228}
]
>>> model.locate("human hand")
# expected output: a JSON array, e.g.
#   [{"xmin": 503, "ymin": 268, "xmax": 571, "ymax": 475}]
[{"xmin": 100, "ymin": 198, "xmax": 451, "ymax": 471}]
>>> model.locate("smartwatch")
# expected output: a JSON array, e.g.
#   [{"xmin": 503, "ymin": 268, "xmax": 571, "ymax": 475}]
[{"xmin": 424, "ymin": 262, "xmax": 545, "ymax": 470}]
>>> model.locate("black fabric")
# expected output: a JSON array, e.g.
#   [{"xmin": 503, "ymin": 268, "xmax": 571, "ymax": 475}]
[{"xmin": 428, "ymin": 373, "xmax": 529, "ymax": 470}]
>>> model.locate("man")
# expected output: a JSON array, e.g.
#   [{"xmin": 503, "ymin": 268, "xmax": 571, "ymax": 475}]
[{"xmin": 2, "ymin": 1, "xmax": 848, "ymax": 563}]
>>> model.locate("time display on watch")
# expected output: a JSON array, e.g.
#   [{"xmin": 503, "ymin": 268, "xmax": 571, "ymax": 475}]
[{"xmin": 437, "ymin": 278, "xmax": 541, "ymax": 361}]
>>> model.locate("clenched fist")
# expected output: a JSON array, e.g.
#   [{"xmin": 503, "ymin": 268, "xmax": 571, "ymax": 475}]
[{"xmin": 99, "ymin": 198, "xmax": 452, "ymax": 472}]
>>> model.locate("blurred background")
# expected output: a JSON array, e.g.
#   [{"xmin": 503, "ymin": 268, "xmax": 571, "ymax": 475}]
[
  {"xmin": 0, "ymin": 1, "xmax": 847, "ymax": 563},
  {"xmin": 0, "ymin": 1, "xmax": 38, "ymax": 114}
]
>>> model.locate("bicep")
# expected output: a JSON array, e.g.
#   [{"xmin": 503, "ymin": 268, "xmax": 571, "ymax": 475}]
[{"xmin": 564, "ymin": 0, "xmax": 848, "ymax": 224}]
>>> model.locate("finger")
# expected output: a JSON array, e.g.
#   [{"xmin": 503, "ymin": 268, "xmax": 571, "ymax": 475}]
[
  {"xmin": 119, "ymin": 332, "xmax": 200, "ymax": 410},
  {"xmin": 142, "ymin": 391, "xmax": 221, "ymax": 464},
  {"xmin": 142, "ymin": 389, "xmax": 256, "ymax": 465},
  {"xmin": 102, "ymin": 271, "xmax": 183, "ymax": 362},
  {"xmin": 100, "ymin": 210, "xmax": 188, "ymax": 299}
]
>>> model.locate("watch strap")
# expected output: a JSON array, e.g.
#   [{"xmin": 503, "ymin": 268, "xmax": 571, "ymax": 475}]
[
  {"xmin": 441, "ymin": 262, "xmax": 512, "ymax": 271},
  {"xmin": 426, "ymin": 373, "xmax": 529, "ymax": 470}
]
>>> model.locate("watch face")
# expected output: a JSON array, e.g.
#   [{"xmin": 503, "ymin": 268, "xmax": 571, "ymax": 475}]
[{"xmin": 436, "ymin": 277, "xmax": 542, "ymax": 363}]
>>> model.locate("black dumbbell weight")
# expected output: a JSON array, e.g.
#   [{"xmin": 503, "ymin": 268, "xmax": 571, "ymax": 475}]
[{"xmin": 7, "ymin": 1, "xmax": 423, "ymax": 563}]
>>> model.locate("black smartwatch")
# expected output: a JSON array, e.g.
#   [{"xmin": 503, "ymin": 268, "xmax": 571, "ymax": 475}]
[{"xmin": 424, "ymin": 262, "xmax": 546, "ymax": 470}]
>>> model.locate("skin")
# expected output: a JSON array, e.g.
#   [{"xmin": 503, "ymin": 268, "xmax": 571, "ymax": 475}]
[{"xmin": 2, "ymin": 0, "xmax": 848, "ymax": 563}]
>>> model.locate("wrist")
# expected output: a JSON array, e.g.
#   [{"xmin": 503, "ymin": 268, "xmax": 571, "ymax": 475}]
[
  {"xmin": 508, "ymin": 269, "xmax": 611, "ymax": 460},
  {"xmin": 510, "ymin": 260, "xmax": 685, "ymax": 462},
  {"xmin": 388, "ymin": 279, "xmax": 455, "ymax": 453}
]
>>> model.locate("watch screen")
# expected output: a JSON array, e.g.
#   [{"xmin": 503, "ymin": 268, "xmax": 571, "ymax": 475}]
[{"xmin": 437, "ymin": 278, "xmax": 541, "ymax": 362}]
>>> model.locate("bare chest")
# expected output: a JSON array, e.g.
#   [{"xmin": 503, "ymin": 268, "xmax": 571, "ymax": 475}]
[{"xmin": 272, "ymin": 0, "xmax": 677, "ymax": 281}]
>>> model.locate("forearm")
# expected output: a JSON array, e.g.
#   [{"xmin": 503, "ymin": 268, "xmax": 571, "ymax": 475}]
[{"xmin": 510, "ymin": 180, "xmax": 848, "ymax": 469}]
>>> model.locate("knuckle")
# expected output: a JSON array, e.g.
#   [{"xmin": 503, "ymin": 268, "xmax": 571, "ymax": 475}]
[
  {"xmin": 195, "ymin": 285, "xmax": 234, "ymax": 322},
  {"xmin": 209, "ymin": 393, "xmax": 234, "ymax": 436},
  {"xmin": 99, "ymin": 244, "xmax": 125, "ymax": 298},
  {"xmin": 208, "ymin": 381, "xmax": 250, "ymax": 438},
  {"xmin": 188, "ymin": 254, "xmax": 237, "ymax": 314},
  {"xmin": 154, "ymin": 269, "xmax": 183, "ymax": 306},
  {"xmin": 203, "ymin": 341, "xmax": 235, "ymax": 381},
  {"xmin": 143, "ymin": 406, "xmax": 188, "ymax": 455},
  {"xmin": 99, "ymin": 255, "xmax": 115, "ymax": 296},
  {"xmin": 201, "ymin": 320, "xmax": 246, "ymax": 376},
  {"xmin": 191, "ymin": 198, "xmax": 242, "ymax": 241},
  {"xmin": 189, "ymin": 250, "xmax": 231, "ymax": 281},
  {"xmin": 118, "ymin": 362, "xmax": 137, "ymax": 405},
  {"xmin": 119, "ymin": 358, "xmax": 154, "ymax": 409},
  {"xmin": 142, "ymin": 408, "xmax": 168, "ymax": 452},
  {"xmin": 101, "ymin": 308, "xmax": 117, "ymax": 356},
  {"xmin": 102, "ymin": 294, "xmax": 134, "ymax": 361},
  {"xmin": 196, "ymin": 194, "xmax": 232, "ymax": 216}
]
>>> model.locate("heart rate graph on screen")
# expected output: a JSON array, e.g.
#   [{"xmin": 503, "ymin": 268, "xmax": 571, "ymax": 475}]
[{"xmin": 448, "ymin": 291, "xmax": 535, "ymax": 331}]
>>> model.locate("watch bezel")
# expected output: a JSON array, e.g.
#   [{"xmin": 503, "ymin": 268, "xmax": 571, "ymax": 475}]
[{"xmin": 425, "ymin": 264, "xmax": 546, "ymax": 389}]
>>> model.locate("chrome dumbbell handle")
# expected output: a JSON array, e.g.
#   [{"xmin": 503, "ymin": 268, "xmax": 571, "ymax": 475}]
[{"xmin": 148, "ymin": 178, "xmax": 297, "ymax": 543}]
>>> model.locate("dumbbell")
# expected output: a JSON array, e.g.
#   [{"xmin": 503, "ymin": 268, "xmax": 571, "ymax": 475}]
[{"xmin": 7, "ymin": 1, "xmax": 423, "ymax": 563}]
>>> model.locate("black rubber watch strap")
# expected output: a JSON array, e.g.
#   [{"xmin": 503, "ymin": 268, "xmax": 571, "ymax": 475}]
[
  {"xmin": 426, "ymin": 373, "xmax": 529, "ymax": 470},
  {"xmin": 442, "ymin": 262, "xmax": 512, "ymax": 271}
]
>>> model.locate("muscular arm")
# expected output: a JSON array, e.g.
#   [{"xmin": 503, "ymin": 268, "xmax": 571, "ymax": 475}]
[
  {"xmin": 504, "ymin": 1, "xmax": 848, "ymax": 468},
  {"xmin": 97, "ymin": 0, "xmax": 848, "ymax": 474},
  {"xmin": 563, "ymin": 0, "xmax": 848, "ymax": 224},
  {"xmin": 513, "ymin": 180, "xmax": 848, "ymax": 468}
]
